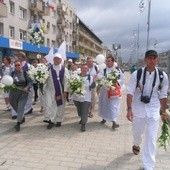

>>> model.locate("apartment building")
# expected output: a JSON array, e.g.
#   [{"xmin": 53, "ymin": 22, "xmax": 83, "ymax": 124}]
[
  {"xmin": 0, "ymin": 0, "xmax": 79, "ymax": 63},
  {"xmin": 77, "ymin": 19, "xmax": 103, "ymax": 62}
]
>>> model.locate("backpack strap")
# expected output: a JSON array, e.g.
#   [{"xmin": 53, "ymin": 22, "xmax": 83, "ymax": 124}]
[
  {"xmin": 87, "ymin": 74, "xmax": 91, "ymax": 82},
  {"xmin": 158, "ymin": 69, "xmax": 163, "ymax": 90},
  {"xmin": 136, "ymin": 68, "xmax": 142, "ymax": 88},
  {"xmin": 94, "ymin": 65, "xmax": 98, "ymax": 73},
  {"xmin": 103, "ymin": 68, "xmax": 106, "ymax": 76}
]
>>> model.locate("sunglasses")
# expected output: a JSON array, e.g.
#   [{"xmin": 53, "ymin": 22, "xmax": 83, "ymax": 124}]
[{"xmin": 15, "ymin": 64, "xmax": 21, "ymax": 67}]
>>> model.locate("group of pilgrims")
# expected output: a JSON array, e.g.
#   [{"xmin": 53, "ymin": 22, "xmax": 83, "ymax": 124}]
[{"xmin": 0, "ymin": 51, "xmax": 124, "ymax": 132}]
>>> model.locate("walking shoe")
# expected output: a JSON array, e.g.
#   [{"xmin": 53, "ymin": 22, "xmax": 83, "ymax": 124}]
[
  {"xmin": 132, "ymin": 145, "xmax": 140, "ymax": 155},
  {"xmin": 25, "ymin": 108, "xmax": 33, "ymax": 115},
  {"xmin": 56, "ymin": 122, "xmax": 61, "ymax": 127},
  {"xmin": 21, "ymin": 117, "xmax": 25, "ymax": 124},
  {"xmin": 112, "ymin": 121, "xmax": 119, "ymax": 129},
  {"xmin": 79, "ymin": 120, "xmax": 82, "ymax": 124},
  {"xmin": 47, "ymin": 121, "xmax": 54, "ymax": 129},
  {"xmin": 81, "ymin": 124, "xmax": 86, "ymax": 132},
  {"xmin": 43, "ymin": 120, "xmax": 50, "ymax": 123},
  {"xmin": 14, "ymin": 122, "xmax": 20, "ymax": 132},
  {"xmin": 12, "ymin": 116, "xmax": 17, "ymax": 119},
  {"xmin": 100, "ymin": 119, "xmax": 106, "ymax": 124}
]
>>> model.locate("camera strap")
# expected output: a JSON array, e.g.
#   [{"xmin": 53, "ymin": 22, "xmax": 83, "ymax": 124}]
[{"xmin": 141, "ymin": 67, "xmax": 157, "ymax": 98}]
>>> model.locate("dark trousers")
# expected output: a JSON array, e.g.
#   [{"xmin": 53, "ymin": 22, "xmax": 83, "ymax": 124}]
[
  {"xmin": 73, "ymin": 100, "xmax": 91, "ymax": 124},
  {"xmin": 9, "ymin": 90, "xmax": 28, "ymax": 122},
  {"xmin": 33, "ymin": 83, "xmax": 38, "ymax": 102}
]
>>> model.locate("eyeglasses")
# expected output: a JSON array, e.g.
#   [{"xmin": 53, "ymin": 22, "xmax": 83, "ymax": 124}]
[{"xmin": 15, "ymin": 64, "xmax": 21, "ymax": 67}]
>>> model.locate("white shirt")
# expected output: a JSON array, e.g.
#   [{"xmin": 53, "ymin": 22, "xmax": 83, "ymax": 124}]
[{"xmin": 127, "ymin": 68, "xmax": 169, "ymax": 120}]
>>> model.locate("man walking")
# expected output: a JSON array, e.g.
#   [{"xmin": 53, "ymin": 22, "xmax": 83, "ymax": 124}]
[
  {"xmin": 126, "ymin": 50, "xmax": 169, "ymax": 170},
  {"xmin": 98, "ymin": 54, "xmax": 124, "ymax": 129}
]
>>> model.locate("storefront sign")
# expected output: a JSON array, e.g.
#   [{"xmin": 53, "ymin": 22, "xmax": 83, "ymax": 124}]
[{"xmin": 9, "ymin": 39, "xmax": 23, "ymax": 49}]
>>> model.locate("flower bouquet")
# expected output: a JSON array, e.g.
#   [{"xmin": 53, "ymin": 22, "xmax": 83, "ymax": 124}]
[
  {"xmin": 28, "ymin": 63, "xmax": 49, "ymax": 94},
  {"xmin": 97, "ymin": 70, "xmax": 121, "ymax": 99},
  {"xmin": 158, "ymin": 109, "xmax": 170, "ymax": 151},
  {"xmin": 27, "ymin": 27, "xmax": 44, "ymax": 45},
  {"xmin": 68, "ymin": 75, "xmax": 85, "ymax": 97}
]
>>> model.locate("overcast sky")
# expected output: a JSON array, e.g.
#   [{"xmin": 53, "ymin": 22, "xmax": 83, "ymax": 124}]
[{"xmin": 68, "ymin": 0, "xmax": 170, "ymax": 63}]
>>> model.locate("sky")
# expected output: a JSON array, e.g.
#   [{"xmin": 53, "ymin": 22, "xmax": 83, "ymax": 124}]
[{"xmin": 68, "ymin": 0, "xmax": 170, "ymax": 63}]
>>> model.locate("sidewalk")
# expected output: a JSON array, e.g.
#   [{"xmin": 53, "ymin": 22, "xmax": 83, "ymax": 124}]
[{"xmin": 0, "ymin": 72, "xmax": 169, "ymax": 170}]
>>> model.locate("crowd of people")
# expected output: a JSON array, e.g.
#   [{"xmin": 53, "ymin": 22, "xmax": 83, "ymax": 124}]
[{"xmin": 0, "ymin": 49, "xmax": 169, "ymax": 170}]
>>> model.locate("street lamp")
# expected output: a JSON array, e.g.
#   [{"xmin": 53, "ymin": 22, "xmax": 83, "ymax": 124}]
[
  {"xmin": 139, "ymin": 0, "xmax": 152, "ymax": 51},
  {"xmin": 149, "ymin": 38, "xmax": 157, "ymax": 48},
  {"xmin": 37, "ymin": 44, "xmax": 41, "ymax": 61},
  {"xmin": 112, "ymin": 44, "xmax": 121, "ymax": 63}
]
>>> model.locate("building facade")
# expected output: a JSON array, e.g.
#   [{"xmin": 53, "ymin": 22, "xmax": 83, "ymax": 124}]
[{"xmin": 0, "ymin": 0, "xmax": 79, "ymax": 64}]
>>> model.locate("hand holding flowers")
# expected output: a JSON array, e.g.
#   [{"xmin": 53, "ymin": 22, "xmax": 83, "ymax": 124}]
[
  {"xmin": 158, "ymin": 109, "xmax": 170, "ymax": 150},
  {"xmin": 28, "ymin": 63, "xmax": 49, "ymax": 94},
  {"xmin": 68, "ymin": 75, "xmax": 85, "ymax": 97},
  {"xmin": 97, "ymin": 70, "xmax": 121, "ymax": 99}
]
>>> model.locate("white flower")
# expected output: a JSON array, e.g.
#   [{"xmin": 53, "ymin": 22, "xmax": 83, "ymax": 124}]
[
  {"xmin": 28, "ymin": 64, "xmax": 49, "ymax": 93},
  {"xmin": 69, "ymin": 75, "xmax": 85, "ymax": 97}
]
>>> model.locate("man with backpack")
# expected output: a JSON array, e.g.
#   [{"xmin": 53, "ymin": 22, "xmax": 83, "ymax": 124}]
[
  {"xmin": 98, "ymin": 54, "xmax": 124, "ymax": 129},
  {"xmin": 86, "ymin": 57, "xmax": 99, "ymax": 118},
  {"xmin": 126, "ymin": 50, "xmax": 169, "ymax": 170}
]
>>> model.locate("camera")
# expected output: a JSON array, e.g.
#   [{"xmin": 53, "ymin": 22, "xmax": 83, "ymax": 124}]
[{"xmin": 140, "ymin": 96, "xmax": 150, "ymax": 104}]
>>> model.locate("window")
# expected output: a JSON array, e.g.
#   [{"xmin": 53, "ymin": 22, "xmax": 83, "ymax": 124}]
[
  {"xmin": 52, "ymin": 25, "xmax": 56, "ymax": 33},
  {"xmin": 51, "ymin": 10, "xmax": 56, "ymax": 18},
  {"xmin": 0, "ymin": 22, "xmax": 4, "ymax": 36},
  {"xmin": 9, "ymin": 26, "xmax": 15, "ymax": 38},
  {"xmin": 9, "ymin": 1, "xmax": 15, "ymax": 14},
  {"xmin": 47, "ymin": 22, "xmax": 50, "ymax": 32},
  {"xmin": 19, "ymin": 30, "xmax": 26, "ymax": 41},
  {"xmin": 51, "ymin": 40, "xmax": 55, "ymax": 46},
  {"xmin": 47, "ymin": 38, "xmax": 50, "ymax": 47},
  {"xmin": 19, "ymin": 7, "xmax": 27, "ymax": 19}
]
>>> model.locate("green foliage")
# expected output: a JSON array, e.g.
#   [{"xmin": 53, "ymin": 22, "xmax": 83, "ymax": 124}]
[{"xmin": 158, "ymin": 121, "xmax": 170, "ymax": 151}]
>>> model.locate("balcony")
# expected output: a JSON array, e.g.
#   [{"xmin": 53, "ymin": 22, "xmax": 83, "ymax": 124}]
[
  {"xmin": 57, "ymin": 3, "xmax": 67, "ymax": 15},
  {"xmin": 39, "ymin": 3, "xmax": 50, "ymax": 16},
  {"xmin": 57, "ymin": 19, "xmax": 66, "ymax": 29},
  {"xmin": 0, "ymin": 1, "xmax": 7, "ymax": 18},
  {"xmin": 57, "ymin": 34, "xmax": 64, "ymax": 43},
  {"xmin": 30, "ymin": 0, "xmax": 43, "ymax": 12}
]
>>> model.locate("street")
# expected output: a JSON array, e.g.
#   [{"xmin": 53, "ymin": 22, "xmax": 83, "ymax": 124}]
[{"xmin": 0, "ymin": 72, "xmax": 169, "ymax": 170}]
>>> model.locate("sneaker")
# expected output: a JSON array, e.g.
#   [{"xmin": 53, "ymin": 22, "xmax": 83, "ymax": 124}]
[
  {"xmin": 14, "ymin": 123, "xmax": 20, "ymax": 132},
  {"xmin": 21, "ymin": 117, "xmax": 25, "ymax": 124},
  {"xmin": 47, "ymin": 121, "xmax": 54, "ymax": 130},
  {"xmin": 112, "ymin": 121, "xmax": 119, "ymax": 129},
  {"xmin": 81, "ymin": 124, "xmax": 86, "ymax": 132},
  {"xmin": 100, "ymin": 119, "xmax": 106, "ymax": 124},
  {"xmin": 56, "ymin": 122, "xmax": 61, "ymax": 127},
  {"xmin": 12, "ymin": 116, "xmax": 17, "ymax": 119},
  {"xmin": 25, "ymin": 108, "xmax": 33, "ymax": 115},
  {"xmin": 132, "ymin": 145, "xmax": 140, "ymax": 155}
]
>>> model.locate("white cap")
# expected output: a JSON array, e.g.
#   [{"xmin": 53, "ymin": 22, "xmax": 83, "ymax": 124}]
[
  {"xmin": 68, "ymin": 59, "xmax": 73, "ymax": 62},
  {"xmin": 53, "ymin": 53, "xmax": 62, "ymax": 59}
]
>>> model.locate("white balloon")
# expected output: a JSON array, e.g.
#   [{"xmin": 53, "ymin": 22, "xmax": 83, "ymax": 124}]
[
  {"xmin": 98, "ymin": 63, "xmax": 106, "ymax": 71},
  {"xmin": 96, "ymin": 54, "xmax": 105, "ymax": 64},
  {"xmin": 1, "ymin": 75, "xmax": 14, "ymax": 86}
]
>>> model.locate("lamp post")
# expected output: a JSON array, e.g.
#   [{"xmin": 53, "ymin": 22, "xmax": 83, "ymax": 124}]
[
  {"xmin": 139, "ymin": 0, "xmax": 152, "ymax": 51},
  {"xmin": 112, "ymin": 44, "xmax": 121, "ymax": 63},
  {"xmin": 149, "ymin": 38, "xmax": 157, "ymax": 48},
  {"xmin": 37, "ymin": 44, "xmax": 41, "ymax": 61}
]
